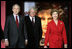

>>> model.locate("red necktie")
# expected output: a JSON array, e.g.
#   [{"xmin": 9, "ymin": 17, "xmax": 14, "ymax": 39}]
[{"xmin": 16, "ymin": 16, "xmax": 19, "ymax": 28}]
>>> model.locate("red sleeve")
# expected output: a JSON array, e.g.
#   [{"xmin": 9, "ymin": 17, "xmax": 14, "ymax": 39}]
[
  {"xmin": 62, "ymin": 22, "xmax": 67, "ymax": 44},
  {"xmin": 44, "ymin": 23, "xmax": 50, "ymax": 46}
]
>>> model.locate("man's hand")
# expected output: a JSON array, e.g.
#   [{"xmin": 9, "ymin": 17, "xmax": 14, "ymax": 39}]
[
  {"xmin": 5, "ymin": 39, "xmax": 9, "ymax": 46},
  {"xmin": 1, "ymin": 39, "xmax": 5, "ymax": 43},
  {"xmin": 64, "ymin": 44, "xmax": 67, "ymax": 48},
  {"xmin": 25, "ymin": 39, "xmax": 28, "ymax": 45}
]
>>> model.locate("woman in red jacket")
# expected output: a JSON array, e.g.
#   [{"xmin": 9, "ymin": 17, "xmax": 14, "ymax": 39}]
[{"xmin": 44, "ymin": 9, "xmax": 67, "ymax": 48}]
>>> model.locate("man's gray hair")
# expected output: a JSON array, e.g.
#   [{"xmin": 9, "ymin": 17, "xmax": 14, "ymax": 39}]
[{"xmin": 29, "ymin": 7, "xmax": 37, "ymax": 12}]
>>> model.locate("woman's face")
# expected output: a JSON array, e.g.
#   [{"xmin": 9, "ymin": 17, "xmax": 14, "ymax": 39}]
[
  {"xmin": 52, "ymin": 12, "xmax": 58, "ymax": 20},
  {"xmin": 38, "ymin": 9, "xmax": 52, "ymax": 38}
]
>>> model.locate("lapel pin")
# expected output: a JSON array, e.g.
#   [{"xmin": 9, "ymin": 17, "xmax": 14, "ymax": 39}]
[{"xmin": 60, "ymin": 22, "xmax": 62, "ymax": 24}]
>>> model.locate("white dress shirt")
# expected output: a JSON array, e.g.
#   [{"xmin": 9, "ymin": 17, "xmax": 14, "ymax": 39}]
[
  {"xmin": 13, "ymin": 14, "xmax": 20, "ymax": 23},
  {"xmin": 29, "ymin": 16, "xmax": 35, "ymax": 23}
]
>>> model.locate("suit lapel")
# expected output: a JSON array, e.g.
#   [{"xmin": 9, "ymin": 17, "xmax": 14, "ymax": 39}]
[
  {"xmin": 27, "ymin": 16, "xmax": 33, "ymax": 25},
  {"xmin": 12, "ymin": 15, "xmax": 20, "ymax": 29},
  {"xmin": 35, "ymin": 16, "xmax": 38, "ymax": 26},
  {"xmin": 18, "ymin": 15, "xmax": 21, "ymax": 27},
  {"xmin": 12, "ymin": 15, "xmax": 17, "ymax": 26},
  {"xmin": 52, "ymin": 20, "xmax": 60, "ymax": 33},
  {"xmin": 27, "ymin": 16, "xmax": 38, "ymax": 27}
]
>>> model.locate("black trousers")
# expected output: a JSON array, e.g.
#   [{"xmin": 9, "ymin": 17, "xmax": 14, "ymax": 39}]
[
  {"xmin": 8, "ymin": 38, "xmax": 25, "ymax": 48},
  {"xmin": 26, "ymin": 40, "xmax": 40, "ymax": 48}
]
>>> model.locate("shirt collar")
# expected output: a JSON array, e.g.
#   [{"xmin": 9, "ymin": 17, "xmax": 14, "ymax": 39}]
[
  {"xmin": 13, "ymin": 13, "xmax": 19, "ymax": 17},
  {"xmin": 29, "ymin": 15, "xmax": 35, "ymax": 22},
  {"xmin": 29, "ymin": 15, "xmax": 35, "ymax": 19}
]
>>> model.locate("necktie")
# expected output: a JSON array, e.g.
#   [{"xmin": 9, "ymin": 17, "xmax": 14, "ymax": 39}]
[
  {"xmin": 16, "ymin": 16, "xmax": 19, "ymax": 28},
  {"xmin": 32, "ymin": 17, "xmax": 34, "ymax": 26}
]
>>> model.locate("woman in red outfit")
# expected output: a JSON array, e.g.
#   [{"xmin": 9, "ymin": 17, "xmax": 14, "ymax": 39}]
[{"xmin": 44, "ymin": 9, "xmax": 67, "ymax": 48}]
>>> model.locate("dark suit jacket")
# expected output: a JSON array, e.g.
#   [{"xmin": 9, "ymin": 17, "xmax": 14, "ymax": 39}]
[
  {"xmin": 24, "ymin": 16, "xmax": 42, "ymax": 48},
  {"xmin": 4, "ymin": 14, "xmax": 27, "ymax": 47},
  {"xmin": 1, "ymin": 26, "xmax": 4, "ymax": 40}
]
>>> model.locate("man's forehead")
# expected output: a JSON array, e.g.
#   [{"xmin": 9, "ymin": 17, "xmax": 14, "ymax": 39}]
[
  {"xmin": 12, "ymin": 4, "xmax": 20, "ymax": 9},
  {"xmin": 13, "ymin": 5, "xmax": 19, "ymax": 7}
]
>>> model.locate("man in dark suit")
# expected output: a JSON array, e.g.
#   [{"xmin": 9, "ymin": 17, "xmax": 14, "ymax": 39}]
[
  {"xmin": 4, "ymin": 4, "xmax": 27, "ymax": 48},
  {"xmin": 24, "ymin": 7, "xmax": 42, "ymax": 48}
]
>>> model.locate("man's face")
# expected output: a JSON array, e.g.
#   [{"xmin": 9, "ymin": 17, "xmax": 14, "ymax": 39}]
[
  {"xmin": 12, "ymin": 5, "xmax": 20, "ymax": 15},
  {"xmin": 29, "ymin": 9, "xmax": 36, "ymax": 17}
]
